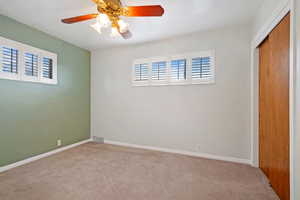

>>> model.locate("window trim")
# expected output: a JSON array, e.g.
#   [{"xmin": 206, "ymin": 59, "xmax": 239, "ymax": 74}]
[
  {"xmin": 132, "ymin": 50, "xmax": 215, "ymax": 87},
  {"xmin": 0, "ymin": 36, "xmax": 58, "ymax": 85}
]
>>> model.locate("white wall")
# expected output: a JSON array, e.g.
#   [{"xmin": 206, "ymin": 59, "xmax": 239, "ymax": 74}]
[
  {"xmin": 91, "ymin": 24, "xmax": 252, "ymax": 161},
  {"xmin": 252, "ymin": 0, "xmax": 289, "ymax": 36}
]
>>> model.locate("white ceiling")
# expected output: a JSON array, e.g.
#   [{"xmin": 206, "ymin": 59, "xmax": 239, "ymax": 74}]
[{"xmin": 0, "ymin": 0, "xmax": 262, "ymax": 50}]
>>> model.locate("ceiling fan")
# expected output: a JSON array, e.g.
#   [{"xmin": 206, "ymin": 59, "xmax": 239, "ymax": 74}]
[{"xmin": 61, "ymin": 0, "xmax": 165, "ymax": 39}]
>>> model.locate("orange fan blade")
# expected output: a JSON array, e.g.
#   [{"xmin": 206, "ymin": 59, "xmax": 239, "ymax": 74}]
[
  {"xmin": 62, "ymin": 14, "xmax": 98, "ymax": 24},
  {"xmin": 119, "ymin": 30, "xmax": 132, "ymax": 39},
  {"xmin": 126, "ymin": 5, "xmax": 164, "ymax": 17}
]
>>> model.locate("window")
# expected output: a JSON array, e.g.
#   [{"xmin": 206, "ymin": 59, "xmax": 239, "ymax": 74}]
[
  {"xmin": 2, "ymin": 47, "xmax": 18, "ymax": 74},
  {"xmin": 190, "ymin": 51, "xmax": 215, "ymax": 84},
  {"xmin": 0, "ymin": 36, "xmax": 57, "ymax": 84},
  {"xmin": 152, "ymin": 61, "xmax": 167, "ymax": 81},
  {"xmin": 150, "ymin": 57, "xmax": 168, "ymax": 85},
  {"xmin": 24, "ymin": 53, "xmax": 38, "ymax": 77},
  {"xmin": 132, "ymin": 59, "xmax": 149, "ymax": 86},
  {"xmin": 170, "ymin": 59, "xmax": 187, "ymax": 81},
  {"xmin": 132, "ymin": 50, "xmax": 215, "ymax": 86},
  {"xmin": 134, "ymin": 63, "xmax": 148, "ymax": 81},
  {"xmin": 42, "ymin": 57, "xmax": 53, "ymax": 79},
  {"xmin": 192, "ymin": 57, "xmax": 212, "ymax": 78},
  {"xmin": 1, "ymin": 46, "xmax": 19, "ymax": 82}
]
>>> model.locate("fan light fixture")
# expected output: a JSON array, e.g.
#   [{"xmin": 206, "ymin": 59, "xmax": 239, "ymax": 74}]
[
  {"xmin": 90, "ymin": 22, "xmax": 102, "ymax": 34},
  {"xmin": 91, "ymin": 14, "xmax": 129, "ymax": 38},
  {"xmin": 110, "ymin": 27, "xmax": 119, "ymax": 37},
  {"xmin": 118, "ymin": 19, "xmax": 129, "ymax": 33},
  {"xmin": 61, "ymin": 0, "xmax": 165, "ymax": 39},
  {"xmin": 97, "ymin": 13, "xmax": 110, "ymax": 27}
]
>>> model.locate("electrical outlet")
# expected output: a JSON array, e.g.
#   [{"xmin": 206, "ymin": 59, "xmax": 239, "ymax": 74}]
[
  {"xmin": 196, "ymin": 145, "xmax": 202, "ymax": 152},
  {"xmin": 57, "ymin": 139, "xmax": 62, "ymax": 146}
]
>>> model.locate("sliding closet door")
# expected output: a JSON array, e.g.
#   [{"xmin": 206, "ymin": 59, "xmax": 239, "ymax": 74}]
[
  {"xmin": 259, "ymin": 36, "xmax": 271, "ymax": 178},
  {"xmin": 259, "ymin": 13, "xmax": 290, "ymax": 200}
]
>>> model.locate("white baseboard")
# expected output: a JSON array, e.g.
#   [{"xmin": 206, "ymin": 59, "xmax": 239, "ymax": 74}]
[
  {"xmin": 0, "ymin": 138, "xmax": 251, "ymax": 173},
  {"xmin": 0, "ymin": 138, "xmax": 92, "ymax": 173},
  {"xmin": 104, "ymin": 140, "xmax": 251, "ymax": 165}
]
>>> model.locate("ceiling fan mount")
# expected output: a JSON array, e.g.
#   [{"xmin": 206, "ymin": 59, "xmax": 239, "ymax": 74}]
[{"xmin": 61, "ymin": 0, "xmax": 165, "ymax": 39}]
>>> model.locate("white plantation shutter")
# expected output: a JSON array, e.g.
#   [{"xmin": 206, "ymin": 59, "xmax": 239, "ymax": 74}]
[
  {"xmin": 40, "ymin": 53, "xmax": 57, "ymax": 84},
  {"xmin": 0, "ymin": 36, "xmax": 57, "ymax": 84},
  {"xmin": 2, "ymin": 46, "xmax": 18, "ymax": 74},
  {"xmin": 24, "ymin": 53, "xmax": 38, "ymax": 77},
  {"xmin": 152, "ymin": 61, "xmax": 167, "ymax": 80},
  {"xmin": 170, "ymin": 59, "xmax": 187, "ymax": 81},
  {"xmin": 132, "ymin": 60, "xmax": 149, "ymax": 86},
  {"xmin": 42, "ymin": 57, "xmax": 53, "ymax": 79},
  {"xmin": 191, "ymin": 51, "xmax": 215, "ymax": 84},
  {"xmin": 192, "ymin": 57, "xmax": 212, "ymax": 79},
  {"xmin": 134, "ymin": 63, "xmax": 148, "ymax": 81},
  {"xmin": 150, "ymin": 57, "xmax": 168, "ymax": 85},
  {"xmin": 132, "ymin": 50, "xmax": 215, "ymax": 86}
]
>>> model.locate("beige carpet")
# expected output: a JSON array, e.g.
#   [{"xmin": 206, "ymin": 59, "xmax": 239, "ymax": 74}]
[{"xmin": 0, "ymin": 142, "xmax": 279, "ymax": 200}]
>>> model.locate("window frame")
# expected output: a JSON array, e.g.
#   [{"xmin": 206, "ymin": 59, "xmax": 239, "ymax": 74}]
[{"xmin": 0, "ymin": 36, "xmax": 58, "ymax": 85}]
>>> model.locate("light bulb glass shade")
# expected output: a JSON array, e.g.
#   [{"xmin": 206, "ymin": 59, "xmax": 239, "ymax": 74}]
[
  {"xmin": 110, "ymin": 27, "xmax": 119, "ymax": 37},
  {"xmin": 118, "ymin": 20, "xmax": 129, "ymax": 33},
  {"xmin": 97, "ymin": 14, "xmax": 110, "ymax": 28},
  {"xmin": 90, "ymin": 22, "xmax": 102, "ymax": 34}
]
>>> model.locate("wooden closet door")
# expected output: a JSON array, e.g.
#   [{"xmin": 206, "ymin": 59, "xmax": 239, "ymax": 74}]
[
  {"xmin": 259, "ymin": 36, "xmax": 271, "ymax": 178},
  {"xmin": 259, "ymin": 13, "xmax": 290, "ymax": 200}
]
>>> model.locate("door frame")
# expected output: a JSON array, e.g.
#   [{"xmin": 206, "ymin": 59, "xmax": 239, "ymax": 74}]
[{"xmin": 250, "ymin": 0, "xmax": 296, "ymax": 199}]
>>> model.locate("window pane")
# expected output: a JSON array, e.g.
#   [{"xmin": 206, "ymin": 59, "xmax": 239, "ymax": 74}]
[
  {"xmin": 2, "ymin": 47, "xmax": 18, "ymax": 74},
  {"xmin": 192, "ymin": 57, "xmax": 212, "ymax": 80},
  {"xmin": 171, "ymin": 59, "xmax": 186, "ymax": 80},
  {"xmin": 43, "ymin": 57, "xmax": 53, "ymax": 79},
  {"xmin": 152, "ymin": 61, "xmax": 167, "ymax": 81},
  {"xmin": 25, "ymin": 53, "xmax": 38, "ymax": 77},
  {"xmin": 135, "ymin": 63, "xmax": 148, "ymax": 81}
]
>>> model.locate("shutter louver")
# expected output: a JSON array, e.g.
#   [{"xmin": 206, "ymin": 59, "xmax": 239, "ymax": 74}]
[
  {"xmin": 2, "ymin": 47, "xmax": 18, "ymax": 74},
  {"xmin": 134, "ymin": 63, "xmax": 148, "ymax": 81},
  {"xmin": 171, "ymin": 59, "xmax": 186, "ymax": 81},
  {"xmin": 192, "ymin": 57, "xmax": 212, "ymax": 80},
  {"xmin": 25, "ymin": 53, "xmax": 38, "ymax": 77},
  {"xmin": 152, "ymin": 61, "xmax": 167, "ymax": 81},
  {"xmin": 42, "ymin": 57, "xmax": 53, "ymax": 79}
]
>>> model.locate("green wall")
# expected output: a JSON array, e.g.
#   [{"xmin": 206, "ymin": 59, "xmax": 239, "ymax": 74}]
[{"xmin": 0, "ymin": 15, "xmax": 91, "ymax": 167}]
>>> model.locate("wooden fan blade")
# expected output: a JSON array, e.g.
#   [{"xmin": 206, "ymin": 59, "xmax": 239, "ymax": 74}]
[
  {"xmin": 119, "ymin": 30, "xmax": 132, "ymax": 39},
  {"xmin": 62, "ymin": 14, "xmax": 98, "ymax": 24},
  {"xmin": 126, "ymin": 5, "xmax": 164, "ymax": 17}
]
